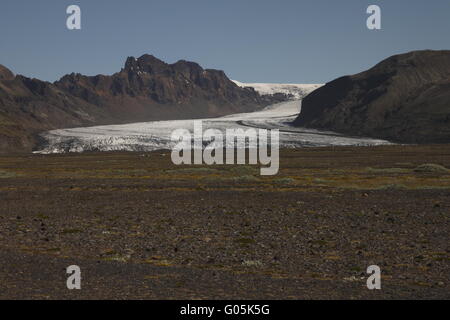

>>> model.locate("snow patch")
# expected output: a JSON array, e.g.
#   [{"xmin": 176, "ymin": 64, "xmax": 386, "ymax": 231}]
[{"xmin": 232, "ymin": 80, "xmax": 323, "ymax": 100}]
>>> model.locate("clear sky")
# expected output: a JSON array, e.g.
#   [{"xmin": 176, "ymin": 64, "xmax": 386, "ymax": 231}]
[{"xmin": 1, "ymin": 0, "xmax": 449, "ymax": 83}]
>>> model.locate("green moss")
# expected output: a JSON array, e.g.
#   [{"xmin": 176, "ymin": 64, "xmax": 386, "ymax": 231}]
[
  {"xmin": 235, "ymin": 238, "xmax": 256, "ymax": 245},
  {"xmin": 102, "ymin": 255, "xmax": 130, "ymax": 263},
  {"xmin": 166, "ymin": 168, "xmax": 220, "ymax": 175},
  {"xmin": 230, "ymin": 175, "xmax": 260, "ymax": 183},
  {"xmin": 375, "ymin": 184, "xmax": 408, "ymax": 190},
  {"xmin": 350, "ymin": 266, "xmax": 363, "ymax": 273},
  {"xmin": 0, "ymin": 170, "xmax": 19, "ymax": 178},
  {"xmin": 414, "ymin": 164, "xmax": 449, "ymax": 173},
  {"xmin": 60, "ymin": 228, "xmax": 82, "ymax": 235},
  {"xmin": 366, "ymin": 167, "xmax": 410, "ymax": 174},
  {"xmin": 229, "ymin": 166, "xmax": 259, "ymax": 176},
  {"xmin": 273, "ymin": 177, "xmax": 297, "ymax": 184},
  {"xmin": 313, "ymin": 178, "xmax": 330, "ymax": 184},
  {"xmin": 36, "ymin": 213, "xmax": 49, "ymax": 220},
  {"xmin": 311, "ymin": 240, "xmax": 328, "ymax": 246}
]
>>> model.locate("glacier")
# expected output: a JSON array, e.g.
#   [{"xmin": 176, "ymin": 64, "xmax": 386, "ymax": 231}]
[
  {"xmin": 35, "ymin": 98, "xmax": 392, "ymax": 154},
  {"xmin": 232, "ymin": 81, "xmax": 324, "ymax": 100}
]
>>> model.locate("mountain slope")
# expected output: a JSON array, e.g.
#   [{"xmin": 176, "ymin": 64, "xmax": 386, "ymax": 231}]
[
  {"xmin": 0, "ymin": 66, "xmax": 106, "ymax": 152},
  {"xmin": 293, "ymin": 50, "xmax": 450, "ymax": 143},
  {"xmin": 55, "ymin": 55, "xmax": 269, "ymax": 121},
  {"xmin": 0, "ymin": 55, "xmax": 279, "ymax": 153}
]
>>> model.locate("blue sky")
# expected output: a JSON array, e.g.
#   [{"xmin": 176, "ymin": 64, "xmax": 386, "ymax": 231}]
[{"xmin": 1, "ymin": 0, "xmax": 449, "ymax": 83}]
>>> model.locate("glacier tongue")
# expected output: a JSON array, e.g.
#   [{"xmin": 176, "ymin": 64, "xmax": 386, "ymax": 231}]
[{"xmin": 35, "ymin": 100, "xmax": 392, "ymax": 154}]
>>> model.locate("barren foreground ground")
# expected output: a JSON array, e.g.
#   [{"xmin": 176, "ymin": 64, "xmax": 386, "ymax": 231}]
[{"xmin": 0, "ymin": 145, "xmax": 449, "ymax": 299}]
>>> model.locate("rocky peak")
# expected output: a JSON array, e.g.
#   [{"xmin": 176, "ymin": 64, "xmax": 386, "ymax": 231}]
[
  {"xmin": 0, "ymin": 65, "xmax": 15, "ymax": 80},
  {"xmin": 171, "ymin": 60, "xmax": 204, "ymax": 81},
  {"xmin": 123, "ymin": 57, "xmax": 139, "ymax": 72},
  {"xmin": 124, "ymin": 54, "xmax": 169, "ymax": 75}
]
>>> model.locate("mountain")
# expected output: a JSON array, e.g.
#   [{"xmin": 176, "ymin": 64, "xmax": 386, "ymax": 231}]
[
  {"xmin": 232, "ymin": 81, "xmax": 323, "ymax": 100},
  {"xmin": 0, "ymin": 55, "xmax": 282, "ymax": 153},
  {"xmin": 293, "ymin": 50, "xmax": 450, "ymax": 143},
  {"xmin": 0, "ymin": 65, "xmax": 15, "ymax": 80},
  {"xmin": 0, "ymin": 65, "xmax": 106, "ymax": 153},
  {"xmin": 55, "ymin": 55, "xmax": 272, "ymax": 121}
]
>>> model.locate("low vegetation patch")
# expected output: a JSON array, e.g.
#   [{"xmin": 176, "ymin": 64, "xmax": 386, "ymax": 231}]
[
  {"xmin": 366, "ymin": 167, "xmax": 410, "ymax": 174},
  {"xmin": 375, "ymin": 184, "xmax": 408, "ymax": 191},
  {"xmin": 242, "ymin": 260, "xmax": 263, "ymax": 267},
  {"xmin": 229, "ymin": 166, "xmax": 259, "ymax": 176},
  {"xmin": 273, "ymin": 177, "xmax": 297, "ymax": 184},
  {"xmin": 165, "ymin": 167, "xmax": 220, "ymax": 175},
  {"xmin": 414, "ymin": 164, "xmax": 449, "ymax": 174},
  {"xmin": 229, "ymin": 175, "xmax": 260, "ymax": 183},
  {"xmin": 60, "ymin": 228, "xmax": 82, "ymax": 235},
  {"xmin": 0, "ymin": 170, "xmax": 20, "ymax": 178}
]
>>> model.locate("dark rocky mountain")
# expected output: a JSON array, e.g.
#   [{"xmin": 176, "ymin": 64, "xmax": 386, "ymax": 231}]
[
  {"xmin": 0, "ymin": 66, "xmax": 105, "ymax": 153},
  {"xmin": 0, "ymin": 65, "xmax": 15, "ymax": 80},
  {"xmin": 0, "ymin": 55, "xmax": 281, "ymax": 153},
  {"xmin": 294, "ymin": 50, "xmax": 450, "ymax": 143},
  {"xmin": 55, "ymin": 55, "xmax": 272, "ymax": 121}
]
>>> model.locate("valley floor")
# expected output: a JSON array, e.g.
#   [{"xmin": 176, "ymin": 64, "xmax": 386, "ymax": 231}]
[{"xmin": 0, "ymin": 145, "xmax": 449, "ymax": 299}]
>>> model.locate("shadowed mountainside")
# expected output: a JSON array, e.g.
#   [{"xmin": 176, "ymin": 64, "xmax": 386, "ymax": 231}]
[
  {"xmin": 294, "ymin": 50, "xmax": 450, "ymax": 143},
  {"xmin": 0, "ymin": 55, "xmax": 284, "ymax": 153}
]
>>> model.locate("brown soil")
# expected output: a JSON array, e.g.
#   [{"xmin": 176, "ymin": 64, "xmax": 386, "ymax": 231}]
[{"xmin": 0, "ymin": 145, "xmax": 449, "ymax": 299}]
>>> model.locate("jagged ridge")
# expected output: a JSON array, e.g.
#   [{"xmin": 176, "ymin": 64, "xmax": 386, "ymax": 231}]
[{"xmin": 0, "ymin": 55, "xmax": 283, "ymax": 153}]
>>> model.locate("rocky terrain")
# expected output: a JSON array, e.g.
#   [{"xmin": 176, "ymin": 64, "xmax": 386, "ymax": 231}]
[
  {"xmin": 0, "ymin": 55, "xmax": 283, "ymax": 154},
  {"xmin": 0, "ymin": 145, "xmax": 449, "ymax": 299},
  {"xmin": 294, "ymin": 50, "xmax": 450, "ymax": 143}
]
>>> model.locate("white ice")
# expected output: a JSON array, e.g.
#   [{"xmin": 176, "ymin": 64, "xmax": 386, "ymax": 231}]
[
  {"xmin": 232, "ymin": 81, "xmax": 324, "ymax": 100},
  {"xmin": 35, "ymin": 99, "xmax": 392, "ymax": 154}
]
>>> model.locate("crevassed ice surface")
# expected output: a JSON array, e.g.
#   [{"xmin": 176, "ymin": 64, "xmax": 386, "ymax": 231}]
[{"xmin": 36, "ymin": 100, "xmax": 392, "ymax": 154}]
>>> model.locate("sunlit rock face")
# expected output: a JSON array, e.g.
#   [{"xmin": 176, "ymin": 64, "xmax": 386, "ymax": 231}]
[{"xmin": 0, "ymin": 55, "xmax": 285, "ymax": 153}]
